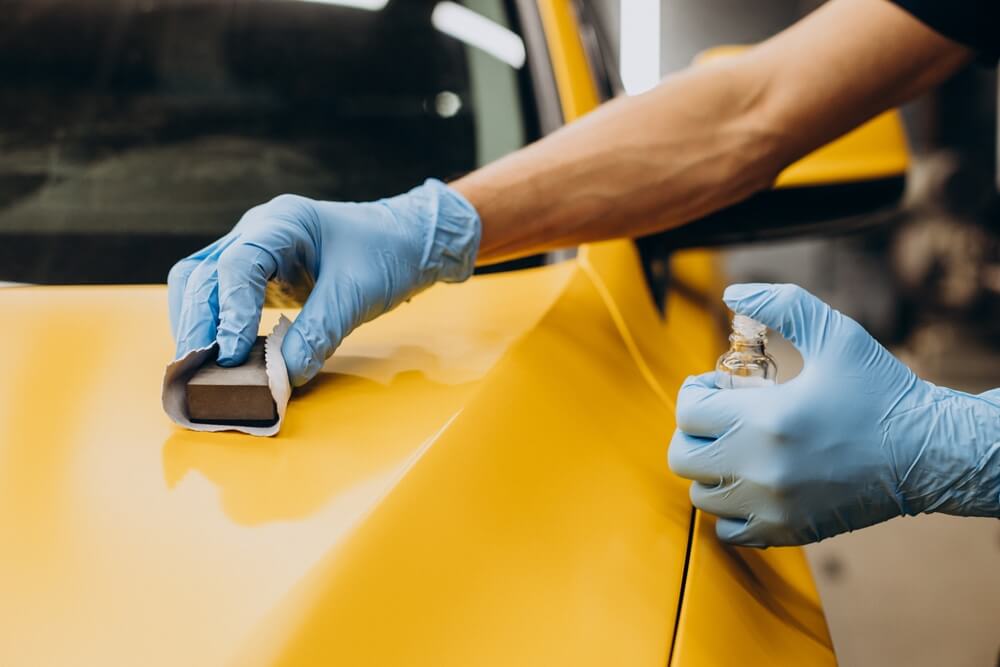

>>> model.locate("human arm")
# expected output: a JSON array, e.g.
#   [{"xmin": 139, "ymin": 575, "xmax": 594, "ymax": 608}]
[
  {"xmin": 459, "ymin": 0, "xmax": 972, "ymax": 263},
  {"xmin": 169, "ymin": 0, "xmax": 973, "ymax": 386},
  {"xmin": 668, "ymin": 283, "xmax": 1000, "ymax": 547}
]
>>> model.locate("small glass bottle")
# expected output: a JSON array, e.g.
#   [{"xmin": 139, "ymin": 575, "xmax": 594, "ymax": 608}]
[{"xmin": 715, "ymin": 314, "xmax": 778, "ymax": 389}]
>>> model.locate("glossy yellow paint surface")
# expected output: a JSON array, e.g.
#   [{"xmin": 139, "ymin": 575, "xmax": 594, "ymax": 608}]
[
  {"xmin": 698, "ymin": 45, "xmax": 909, "ymax": 187},
  {"xmin": 775, "ymin": 110, "xmax": 908, "ymax": 187},
  {"xmin": 0, "ymin": 7, "xmax": 833, "ymax": 666},
  {"xmin": 580, "ymin": 245, "xmax": 835, "ymax": 667},
  {"xmin": 1, "ymin": 252, "xmax": 683, "ymax": 666},
  {"xmin": 537, "ymin": 0, "xmax": 600, "ymax": 121},
  {"xmin": 547, "ymin": 13, "xmax": 834, "ymax": 666},
  {"xmin": 0, "ymin": 240, "xmax": 834, "ymax": 666},
  {"xmin": 673, "ymin": 513, "xmax": 835, "ymax": 665}
]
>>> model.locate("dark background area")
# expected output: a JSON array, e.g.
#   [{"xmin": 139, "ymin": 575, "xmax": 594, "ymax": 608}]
[{"xmin": 0, "ymin": 0, "xmax": 496, "ymax": 282}]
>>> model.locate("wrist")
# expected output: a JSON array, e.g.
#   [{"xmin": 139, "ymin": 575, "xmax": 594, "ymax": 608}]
[
  {"xmin": 384, "ymin": 179, "xmax": 481, "ymax": 284},
  {"xmin": 893, "ymin": 385, "xmax": 1000, "ymax": 517}
]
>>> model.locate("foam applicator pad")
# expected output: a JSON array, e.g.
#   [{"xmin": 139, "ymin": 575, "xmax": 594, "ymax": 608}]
[{"xmin": 185, "ymin": 337, "xmax": 278, "ymax": 426}]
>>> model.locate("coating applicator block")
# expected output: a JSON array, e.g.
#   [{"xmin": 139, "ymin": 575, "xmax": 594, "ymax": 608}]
[{"xmin": 186, "ymin": 337, "xmax": 278, "ymax": 426}]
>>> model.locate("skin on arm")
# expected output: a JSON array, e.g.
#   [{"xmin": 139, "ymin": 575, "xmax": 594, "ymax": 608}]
[{"xmin": 454, "ymin": 0, "xmax": 972, "ymax": 264}]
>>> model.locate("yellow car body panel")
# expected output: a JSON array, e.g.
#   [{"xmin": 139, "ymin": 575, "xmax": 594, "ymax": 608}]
[
  {"xmin": 775, "ymin": 110, "xmax": 909, "ymax": 187},
  {"xmin": 581, "ymin": 243, "xmax": 835, "ymax": 667},
  {"xmin": 0, "ymin": 3, "xmax": 835, "ymax": 665},
  {"xmin": 673, "ymin": 512, "xmax": 835, "ymax": 665},
  {"xmin": 538, "ymin": 0, "xmax": 600, "ymax": 121},
  {"xmin": 542, "ymin": 10, "xmax": 835, "ymax": 666},
  {"xmin": 0, "ymin": 256, "xmax": 679, "ymax": 666},
  {"xmin": 0, "ymin": 243, "xmax": 831, "ymax": 666},
  {"xmin": 698, "ymin": 45, "xmax": 909, "ymax": 187}
]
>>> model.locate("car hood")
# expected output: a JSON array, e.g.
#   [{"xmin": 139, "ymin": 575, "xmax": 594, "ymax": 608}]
[{"xmin": 0, "ymin": 240, "xmax": 832, "ymax": 665}]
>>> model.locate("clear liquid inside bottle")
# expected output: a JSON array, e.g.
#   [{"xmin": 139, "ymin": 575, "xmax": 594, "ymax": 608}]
[{"xmin": 715, "ymin": 314, "xmax": 778, "ymax": 389}]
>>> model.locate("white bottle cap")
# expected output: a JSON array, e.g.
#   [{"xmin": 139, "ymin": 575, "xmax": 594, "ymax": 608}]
[{"xmin": 732, "ymin": 314, "xmax": 766, "ymax": 339}]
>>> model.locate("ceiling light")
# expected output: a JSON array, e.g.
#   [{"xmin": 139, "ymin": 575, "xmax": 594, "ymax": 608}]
[
  {"xmin": 295, "ymin": 0, "xmax": 389, "ymax": 10},
  {"xmin": 431, "ymin": 2, "xmax": 526, "ymax": 69}
]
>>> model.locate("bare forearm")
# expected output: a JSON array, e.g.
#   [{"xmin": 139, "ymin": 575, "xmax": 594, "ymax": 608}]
[
  {"xmin": 453, "ymin": 0, "xmax": 971, "ymax": 266},
  {"xmin": 454, "ymin": 59, "xmax": 781, "ymax": 263},
  {"xmin": 750, "ymin": 0, "xmax": 972, "ymax": 167}
]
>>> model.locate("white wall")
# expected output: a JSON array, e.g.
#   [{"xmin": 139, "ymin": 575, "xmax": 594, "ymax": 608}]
[{"xmin": 596, "ymin": 0, "xmax": 822, "ymax": 92}]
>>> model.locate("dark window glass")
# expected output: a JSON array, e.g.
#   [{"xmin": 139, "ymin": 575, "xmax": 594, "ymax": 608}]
[{"xmin": 0, "ymin": 0, "xmax": 535, "ymax": 283}]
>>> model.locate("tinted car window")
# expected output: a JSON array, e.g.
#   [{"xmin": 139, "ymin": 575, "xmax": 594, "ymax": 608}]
[{"xmin": 0, "ymin": 0, "xmax": 535, "ymax": 282}]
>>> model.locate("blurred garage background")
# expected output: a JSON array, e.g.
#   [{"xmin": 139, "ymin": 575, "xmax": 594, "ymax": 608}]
[{"xmin": 590, "ymin": 0, "xmax": 1000, "ymax": 664}]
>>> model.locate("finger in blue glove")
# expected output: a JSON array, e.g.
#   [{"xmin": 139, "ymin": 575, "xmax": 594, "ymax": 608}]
[{"xmin": 167, "ymin": 179, "xmax": 481, "ymax": 387}]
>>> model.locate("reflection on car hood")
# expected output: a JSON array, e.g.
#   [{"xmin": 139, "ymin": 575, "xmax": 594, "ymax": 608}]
[{"xmin": 0, "ymin": 240, "xmax": 832, "ymax": 665}]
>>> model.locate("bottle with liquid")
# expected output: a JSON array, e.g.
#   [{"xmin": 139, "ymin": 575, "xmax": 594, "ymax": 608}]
[{"xmin": 715, "ymin": 314, "xmax": 778, "ymax": 389}]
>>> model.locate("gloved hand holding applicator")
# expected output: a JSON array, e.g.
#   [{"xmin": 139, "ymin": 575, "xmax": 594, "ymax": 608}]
[{"xmin": 168, "ymin": 179, "xmax": 481, "ymax": 387}]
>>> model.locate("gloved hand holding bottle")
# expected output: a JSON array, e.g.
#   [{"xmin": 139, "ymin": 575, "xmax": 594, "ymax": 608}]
[
  {"xmin": 168, "ymin": 179, "xmax": 481, "ymax": 387},
  {"xmin": 669, "ymin": 283, "xmax": 1000, "ymax": 547}
]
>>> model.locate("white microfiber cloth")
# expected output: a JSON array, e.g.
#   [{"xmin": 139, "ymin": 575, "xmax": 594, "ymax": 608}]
[{"xmin": 161, "ymin": 316, "xmax": 292, "ymax": 437}]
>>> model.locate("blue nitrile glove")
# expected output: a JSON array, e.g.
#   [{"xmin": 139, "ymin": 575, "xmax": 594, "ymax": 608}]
[
  {"xmin": 668, "ymin": 283, "xmax": 1000, "ymax": 547},
  {"xmin": 167, "ymin": 179, "xmax": 480, "ymax": 386}
]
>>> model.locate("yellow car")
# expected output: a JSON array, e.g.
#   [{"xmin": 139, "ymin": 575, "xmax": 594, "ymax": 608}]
[{"xmin": 0, "ymin": 1, "xmax": 907, "ymax": 664}]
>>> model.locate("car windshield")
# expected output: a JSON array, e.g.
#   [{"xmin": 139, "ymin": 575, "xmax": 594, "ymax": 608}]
[{"xmin": 0, "ymin": 0, "xmax": 536, "ymax": 283}]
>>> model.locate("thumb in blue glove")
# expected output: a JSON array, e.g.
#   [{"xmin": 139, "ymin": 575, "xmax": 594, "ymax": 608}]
[
  {"xmin": 668, "ymin": 283, "xmax": 1000, "ymax": 547},
  {"xmin": 168, "ymin": 179, "xmax": 480, "ymax": 387}
]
